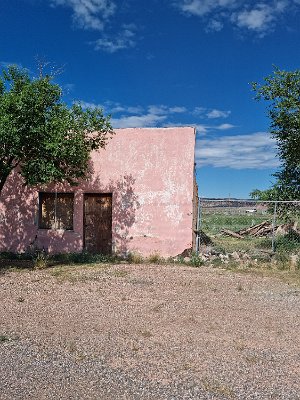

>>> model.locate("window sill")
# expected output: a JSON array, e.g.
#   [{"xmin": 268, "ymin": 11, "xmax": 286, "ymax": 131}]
[{"xmin": 37, "ymin": 228, "xmax": 74, "ymax": 232}]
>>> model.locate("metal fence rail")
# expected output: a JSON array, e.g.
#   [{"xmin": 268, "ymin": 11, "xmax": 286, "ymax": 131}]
[{"xmin": 196, "ymin": 199, "xmax": 300, "ymax": 255}]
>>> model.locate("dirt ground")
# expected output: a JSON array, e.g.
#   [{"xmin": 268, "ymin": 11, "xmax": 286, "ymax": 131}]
[{"xmin": 0, "ymin": 263, "xmax": 300, "ymax": 399}]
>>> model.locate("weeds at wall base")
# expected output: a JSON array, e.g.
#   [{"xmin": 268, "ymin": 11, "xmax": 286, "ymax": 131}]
[
  {"xmin": 33, "ymin": 250, "xmax": 49, "ymax": 270},
  {"xmin": 127, "ymin": 252, "xmax": 144, "ymax": 264},
  {"xmin": 0, "ymin": 247, "xmax": 299, "ymax": 275},
  {"xmin": 147, "ymin": 252, "xmax": 163, "ymax": 264}
]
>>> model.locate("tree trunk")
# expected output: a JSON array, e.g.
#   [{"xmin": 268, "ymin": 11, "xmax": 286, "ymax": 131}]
[
  {"xmin": 0, "ymin": 171, "xmax": 11, "ymax": 197},
  {"xmin": 0, "ymin": 158, "xmax": 16, "ymax": 197}
]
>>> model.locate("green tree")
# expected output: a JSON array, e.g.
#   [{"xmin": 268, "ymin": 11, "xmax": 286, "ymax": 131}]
[
  {"xmin": 0, "ymin": 65, "xmax": 113, "ymax": 195},
  {"xmin": 251, "ymin": 67, "xmax": 300, "ymax": 218}
]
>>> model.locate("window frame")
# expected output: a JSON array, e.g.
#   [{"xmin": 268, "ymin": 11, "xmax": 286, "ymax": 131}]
[{"xmin": 38, "ymin": 192, "xmax": 74, "ymax": 231}]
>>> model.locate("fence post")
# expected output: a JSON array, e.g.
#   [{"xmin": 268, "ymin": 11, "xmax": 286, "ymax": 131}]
[
  {"xmin": 196, "ymin": 198, "xmax": 201, "ymax": 255},
  {"xmin": 272, "ymin": 201, "xmax": 278, "ymax": 253}
]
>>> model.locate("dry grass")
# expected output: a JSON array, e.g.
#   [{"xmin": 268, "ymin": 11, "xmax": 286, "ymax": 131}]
[{"xmin": 232, "ymin": 265, "xmax": 300, "ymax": 287}]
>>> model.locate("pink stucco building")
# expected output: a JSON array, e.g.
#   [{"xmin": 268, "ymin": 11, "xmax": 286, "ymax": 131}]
[{"xmin": 0, "ymin": 127, "xmax": 198, "ymax": 257}]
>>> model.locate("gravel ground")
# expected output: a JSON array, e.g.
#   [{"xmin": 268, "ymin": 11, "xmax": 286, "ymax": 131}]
[{"xmin": 0, "ymin": 263, "xmax": 300, "ymax": 399}]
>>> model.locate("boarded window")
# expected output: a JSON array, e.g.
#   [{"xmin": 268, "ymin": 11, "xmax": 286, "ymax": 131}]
[{"xmin": 39, "ymin": 193, "xmax": 74, "ymax": 230}]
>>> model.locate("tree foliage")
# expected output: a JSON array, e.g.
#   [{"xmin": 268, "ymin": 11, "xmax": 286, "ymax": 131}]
[
  {"xmin": 0, "ymin": 65, "xmax": 113, "ymax": 194},
  {"xmin": 251, "ymin": 67, "xmax": 300, "ymax": 218}
]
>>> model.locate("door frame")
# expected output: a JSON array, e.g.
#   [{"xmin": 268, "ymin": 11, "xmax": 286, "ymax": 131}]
[{"xmin": 83, "ymin": 193, "xmax": 113, "ymax": 253}]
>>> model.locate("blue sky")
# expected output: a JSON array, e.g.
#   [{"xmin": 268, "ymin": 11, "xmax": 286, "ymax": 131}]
[{"xmin": 1, "ymin": 0, "xmax": 300, "ymax": 198}]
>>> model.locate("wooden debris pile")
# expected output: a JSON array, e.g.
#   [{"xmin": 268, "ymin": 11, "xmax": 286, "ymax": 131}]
[
  {"xmin": 238, "ymin": 221, "xmax": 275, "ymax": 237},
  {"xmin": 221, "ymin": 221, "xmax": 275, "ymax": 239},
  {"xmin": 221, "ymin": 221, "xmax": 299, "ymax": 239}
]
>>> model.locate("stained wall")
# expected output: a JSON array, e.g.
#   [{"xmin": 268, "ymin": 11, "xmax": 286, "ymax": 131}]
[{"xmin": 0, "ymin": 127, "xmax": 196, "ymax": 257}]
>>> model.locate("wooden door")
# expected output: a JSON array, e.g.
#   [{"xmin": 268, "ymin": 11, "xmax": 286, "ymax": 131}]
[{"xmin": 84, "ymin": 194, "xmax": 112, "ymax": 254}]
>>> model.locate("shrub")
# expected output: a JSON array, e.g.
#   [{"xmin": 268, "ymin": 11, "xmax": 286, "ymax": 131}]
[
  {"xmin": 33, "ymin": 250, "xmax": 49, "ymax": 269},
  {"xmin": 274, "ymin": 252, "xmax": 290, "ymax": 270},
  {"xmin": 127, "ymin": 252, "xmax": 144, "ymax": 264},
  {"xmin": 189, "ymin": 253, "xmax": 203, "ymax": 268},
  {"xmin": 147, "ymin": 252, "xmax": 163, "ymax": 264},
  {"xmin": 275, "ymin": 231, "xmax": 300, "ymax": 253}
]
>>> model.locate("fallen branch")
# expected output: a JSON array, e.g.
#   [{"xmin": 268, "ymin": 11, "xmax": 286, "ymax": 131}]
[{"xmin": 221, "ymin": 229, "xmax": 244, "ymax": 239}]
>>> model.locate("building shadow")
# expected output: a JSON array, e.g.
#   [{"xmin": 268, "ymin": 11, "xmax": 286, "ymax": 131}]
[
  {"xmin": 0, "ymin": 170, "xmax": 38, "ymax": 253},
  {"xmin": 0, "ymin": 168, "xmax": 140, "ymax": 256},
  {"xmin": 80, "ymin": 172, "xmax": 140, "ymax": 255}
]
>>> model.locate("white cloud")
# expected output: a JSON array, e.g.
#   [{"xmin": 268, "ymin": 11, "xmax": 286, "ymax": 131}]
[
  {"xmin": 234, "ymin": 8, "xmax": 273, "ymax": 32},
  {"xmin": 110, "ymin": 105, "xmax": 143, "ymax": 114},
  {"xmin": 146, "ymin": 105, "xmax": 186, "ymax": 115},
  {"xmin": 232, "ymin": 1, "xmax": 288, "ymax": 35},
  {"xmin": 196, "ymin": 132, "xmax": 279, "ymax": 169},
  {"xmin": 193, "ymin": 106, "xmax": 206, "ymax": 115},
  {"xmin": 195, "ymin": 124, "xmax": 209, "ymax": 134},
  {"xmin": 110, "ymin": 103, "xmax": 188, "ymax": 127},
  {"xmin": 91, "ymin": 101, "xmax": 143, "ymax": 114},
  {"xmin": 50, "ymin": 1, "xmax": 139, "ymax": 53},
  {"xmin": 169, "ymin": 106, "xmax": 187, "ymax": 113},
  {"xmin": 111, "ymin": 113, "xmax": 167, "ymax": 128},
  {"xmin": 178, "ymin": 0, "xmax": 238, "ymax": 17},
  {"xmin": 206, "ymin": 109, "xmax": 231, "ymax": 119},
  {"xmin": 93, "ymin": 24, "xmax": 137, "ymax": 52},
  {"xmin": 206, "ymin": 19, "xmax": 224, "ymax": 32},
  {"xmin": 194, "ymin": 122, "xmax": 235, "ymax": 135},
  {"xmin": 193, "ymin": 107, "xmax": 231, "ymax": 119},
  {"xmin": 147, "ymin": 105, "xmax": 169, "ymax": 115},
  {"xmin": 76, "ymin": 100, "xmax": 236, "ymax": 131},
  {"xmin": 216, "ymin": 123, "xmax": 235, "ymax": 130},
  {"xmin": 175, "ymin": 0, "xmax": 294, "ymax": 35},
  {"xmin": 51, "ymin": 0, "xmax": 116, "ymax": 30},
  {"xmin": 77, "ymin": 101, "xmax": 103, "ymax": 109},
  {"xmin": 125, "ymin": 106, "xmax": 144, "ymax": 114}
]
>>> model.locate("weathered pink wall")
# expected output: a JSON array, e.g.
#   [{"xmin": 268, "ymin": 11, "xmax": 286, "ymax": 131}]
[{"xmin": 0, "ymin": 127, "xmax": 196, "ymax": 257}]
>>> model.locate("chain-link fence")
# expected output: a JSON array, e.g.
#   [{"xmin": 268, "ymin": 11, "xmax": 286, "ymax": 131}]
[{"xmin": 195, "ymin": 199, "xmax": 300, "ymax": 256}]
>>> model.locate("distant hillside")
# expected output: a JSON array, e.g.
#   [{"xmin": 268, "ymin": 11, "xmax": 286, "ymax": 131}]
[{"xmin": 200, "ymin": 198, "xmax": 266, "ymax": 209}]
